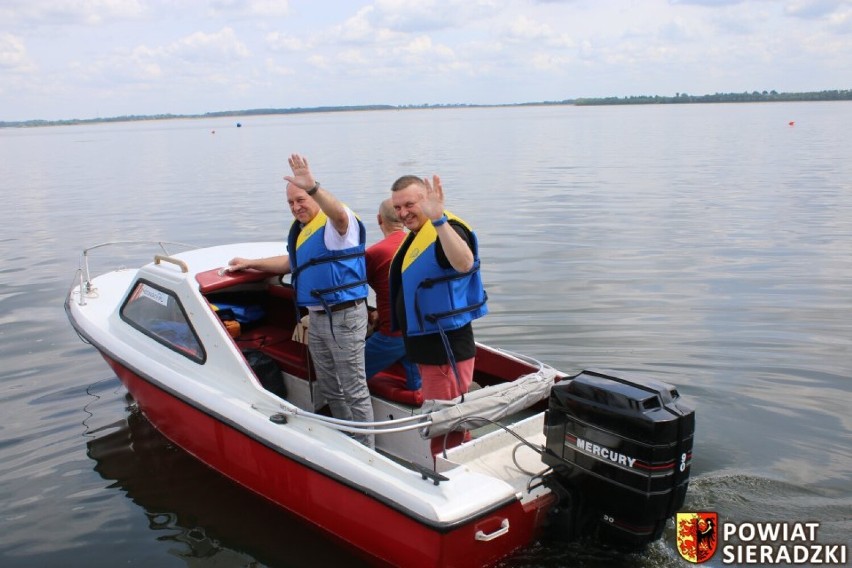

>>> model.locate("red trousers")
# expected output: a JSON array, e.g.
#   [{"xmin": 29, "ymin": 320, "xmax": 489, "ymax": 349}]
[
  {"xmin": 417, "ymin": 358, "xmax": 475, "ymax": 401},
  {"xmin": 418, "ymin": 358, "xmax": 475, "ymax": 455}
]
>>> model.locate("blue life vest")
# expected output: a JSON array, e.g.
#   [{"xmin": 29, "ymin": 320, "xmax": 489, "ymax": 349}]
[
  {"xmin": 390, "ymin": 211, "xmax": 488, "ymax": 337},
  {"xmin": 287, "ymin": 210, "xmax": 368, "ymax": 308}
]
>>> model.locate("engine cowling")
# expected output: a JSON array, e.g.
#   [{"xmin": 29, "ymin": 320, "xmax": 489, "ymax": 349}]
[{"xmin": 542, "ymin": 369, "xmax": 695, "ymax": 549}]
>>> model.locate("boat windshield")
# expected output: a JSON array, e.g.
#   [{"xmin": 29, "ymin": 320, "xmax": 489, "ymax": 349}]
[{"xmin": 120, "ymin": 279, "xmax": 205, "ymax": 363}]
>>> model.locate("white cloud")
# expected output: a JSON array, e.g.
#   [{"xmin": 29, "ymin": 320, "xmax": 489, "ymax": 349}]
[
  {"xmin": 334, "ymin": 6, "xmax": 404, "ymax": 44},
  {"xmin": 266, "ymin": 31, "xmax": 309, "ymax": 51},
  {"xmin": 338, "ymin": 48, "xmax": 370, "ymax": 65},
  {"xmin": 784, "ymin": 0, "xmax": 851, "ymax": 19},
  {"xmin": 307, "ymin": 53, "xmax": 332, "ymax": 71},
  {"xmin": 0, "ymin": 0, "xmax": 147, "ymax": 27},
  {"xmin": 65, "ymin": 26, "xmax": 252, "ymax": 92},
  {"xmin": 502, "ymin": 15, "xmax": 575, "ymax": 48},
  {"xmin": 530, "ymin": 51, "xmax": 574, "ymax": 72},
  {"xmin": 371, "ymin": 0, "xmax": 499, "ymax": 32},
  {"xmin": 398, "ymin": 34, "xmax": 451, "ymax": 58},
  {"xmin": 208, "ymin": 0, "xmax": 291, "ymax": 18},
  {"xmin": 1, "ymin": 0, "xmax": 850, "ymax": 121},
  {"xmin": 263, "ymin": 57, "xmax": 295, "ymax": 76},
  {"xmin": 0, "ymin": 33, "xmax": 36, "ymax": 72},
  {"xmin": 167, "ymin": 27, "xmax": 251, "ymax": 62}
]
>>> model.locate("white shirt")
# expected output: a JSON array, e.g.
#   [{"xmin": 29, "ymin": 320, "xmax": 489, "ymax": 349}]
[{"xmin": 323, "ymin": 207, "xmax": 360, "ymax": 251}]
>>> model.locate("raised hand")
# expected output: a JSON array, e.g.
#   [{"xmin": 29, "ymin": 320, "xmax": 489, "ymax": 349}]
[
  {"xmin": 283, "ymin": 153, "xmax": 316, "ymax": 190},
  {"xmin": 421, "ymin": 174, "xmax": 446, "ymax": 221}
]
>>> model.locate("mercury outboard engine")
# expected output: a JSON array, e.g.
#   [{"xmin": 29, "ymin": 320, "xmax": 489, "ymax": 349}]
[{"xmin": 542, "ymin": 369, "xmax": 695, "ymax": 549}]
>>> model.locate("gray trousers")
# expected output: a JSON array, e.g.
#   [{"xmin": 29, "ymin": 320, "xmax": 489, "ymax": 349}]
[{"xmin": 308, "ymin": 301, "xmax": 374, "ymax": 448}]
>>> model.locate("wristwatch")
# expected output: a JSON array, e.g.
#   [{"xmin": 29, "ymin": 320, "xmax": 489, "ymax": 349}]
[{"xmin": 307, "ymin": 181, "xmax": 320, "ymax": 196}]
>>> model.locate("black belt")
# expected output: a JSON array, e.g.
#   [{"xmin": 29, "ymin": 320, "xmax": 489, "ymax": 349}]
[{"xmin": 315, "ymin": 299, "xmax": 364, "ymax": 315}]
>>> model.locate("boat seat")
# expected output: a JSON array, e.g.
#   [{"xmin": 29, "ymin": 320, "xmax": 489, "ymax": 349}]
[
  {"xmin": 256, "ymin": 343, "xmax": 425, "ymax": 408},
  {"xmin": 368, "ymin": 371, "xmax": 424, "ymax": 407},
  {"xmin": 245, "ymin": 326, "xmax": 424, "ymax": 407},
  {"xmin": 258, "ymin": 338, "xmax": 312, "ymax": 378},
  {"xmin": 196, "ymin": 267, "xmax": 277, "ymax": 294},
  {"xmin": 473, "ymin": 344, "xmax": 539, "ymax": 384},
  {"xmin": 231, "ymin": 321, "xmax": 289, "ymax": 345},
  {"xmin": 267, "ymin": 282, "xmax": 295, "ymax": 300}
]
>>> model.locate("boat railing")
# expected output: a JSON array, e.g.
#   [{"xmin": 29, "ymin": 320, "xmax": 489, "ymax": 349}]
[
  {"xmin": 73, "ymin": 241, "xmax": 198, "ymax": 305},
  {"xmin": 484, "ymin": 347, "xmax": 552, "ymax": 374},
  {"xmin": 266, "ymin": 409, "xmax": 431, "ymax": 435},
  {"xmin": 256, "ymin": 366, "xmax": 557, "ymax": 438}
]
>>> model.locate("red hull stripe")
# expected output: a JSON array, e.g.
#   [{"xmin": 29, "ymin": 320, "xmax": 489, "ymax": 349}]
[{"xmin": 97, "ymin": 350, "xmax": 543, "ymax": 567}]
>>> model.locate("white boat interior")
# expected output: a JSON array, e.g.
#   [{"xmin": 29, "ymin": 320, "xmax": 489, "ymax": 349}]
[{"xmin": 68, "ymin": 241, "xmax": 567, "ymax": 525}]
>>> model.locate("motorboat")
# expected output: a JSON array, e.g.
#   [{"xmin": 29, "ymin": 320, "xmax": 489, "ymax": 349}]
[{"xmin": 66, "ymin": 241, "xmax": 695, "ymax": 568}]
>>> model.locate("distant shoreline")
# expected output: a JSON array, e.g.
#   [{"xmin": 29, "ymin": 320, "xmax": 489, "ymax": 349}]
[{"xmin": 3, "ymin": 89, "xmax": 850, "ymax": 128}]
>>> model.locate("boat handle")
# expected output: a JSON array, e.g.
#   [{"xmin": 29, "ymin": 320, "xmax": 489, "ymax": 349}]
[
  {"xmin": 154, "ymin": 255, "xmax": 189, "ymax": 273},
  {"xmin": 474, "ymin": 519, "xmax": 510, "ymax": 542}
]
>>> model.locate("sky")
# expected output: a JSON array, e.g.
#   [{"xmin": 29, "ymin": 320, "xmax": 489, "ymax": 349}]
[{"xmin": 1, "ymin": 0, "xmax": 851, "ymax": 122}]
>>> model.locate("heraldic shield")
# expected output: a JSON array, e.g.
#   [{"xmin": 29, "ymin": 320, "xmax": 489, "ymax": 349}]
[{"xmin": 676, "ymin": 512, "xmax": 718, "ymax": 563}]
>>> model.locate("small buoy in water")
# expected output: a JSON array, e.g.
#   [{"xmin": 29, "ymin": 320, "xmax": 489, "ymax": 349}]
[
  {"xmin": 236, "ymin": 122, "xmax": 242, "ymax": 128},
  {"xmin": 788, "ymin": 121, "xmax": 795, "ymax": 126}
]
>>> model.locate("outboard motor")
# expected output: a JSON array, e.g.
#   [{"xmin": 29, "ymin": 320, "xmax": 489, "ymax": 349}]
[{"xmin": 542, "ymin": 369, "xmax": 695, "ymax": 549}]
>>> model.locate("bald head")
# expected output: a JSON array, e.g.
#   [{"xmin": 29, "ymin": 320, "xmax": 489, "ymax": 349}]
[
  {"xmin": 379, "ymin": 198, "xmax": 399, "ymax": 223},
  {"xmin": 377, "ymin": 198, "xmax": 403, "ymax": 236}
]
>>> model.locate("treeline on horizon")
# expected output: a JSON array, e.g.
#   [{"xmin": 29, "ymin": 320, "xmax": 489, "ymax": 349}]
[
  {"xmin": 3, "ymin": 89, "xmax": 850, "ymax": 128},
  {"xmin": 573, "ymin": 89, "xmax": 852, "ymax": 105}
]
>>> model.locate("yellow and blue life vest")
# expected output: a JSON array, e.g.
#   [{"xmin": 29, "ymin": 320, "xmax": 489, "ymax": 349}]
[
  {"xmin": 287, "ymin": 210, "xmax": 368, "ymax": 308},
  {"xmin": 390, "ymin": 211, "xmax": 488, "ymax": 337}
]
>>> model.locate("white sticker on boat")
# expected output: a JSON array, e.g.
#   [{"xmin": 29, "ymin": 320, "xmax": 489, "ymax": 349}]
[{"xmin": 142, "ymin": 285, "xmax": 169, "ymax": 306}]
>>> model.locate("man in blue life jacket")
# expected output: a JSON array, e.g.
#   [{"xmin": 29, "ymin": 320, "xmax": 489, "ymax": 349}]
[
  {"xmin": 228, "ymin": 154, "xmax": 374, "ymax": 448},
  {"xmin": 388, "ymin": 174, "xmax": 488, "ymax": 404}
]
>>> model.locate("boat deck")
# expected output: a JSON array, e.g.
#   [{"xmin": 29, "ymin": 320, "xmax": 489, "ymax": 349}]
[{"xmin": 436, "ymin": 413, "xmax": 550, "ymax": 504}]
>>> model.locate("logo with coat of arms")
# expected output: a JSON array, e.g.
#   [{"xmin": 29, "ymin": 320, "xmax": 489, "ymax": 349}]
[{"xmin": 677, "ymin": 512, "xmax": 718, "ymax": 563}]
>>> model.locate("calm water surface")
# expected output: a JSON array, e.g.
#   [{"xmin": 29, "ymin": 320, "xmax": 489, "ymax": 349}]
[{"xmin": 1, "ymin": 103, "xmax": 850, "ymax": 567}]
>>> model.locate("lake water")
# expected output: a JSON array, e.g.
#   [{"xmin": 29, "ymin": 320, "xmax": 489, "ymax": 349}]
[{"xmin": 1, "ymin": 103, "xmax": 850, "ymax": 567}]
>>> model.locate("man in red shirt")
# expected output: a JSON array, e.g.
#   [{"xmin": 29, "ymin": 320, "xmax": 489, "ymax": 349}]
[{"xmin": 365, "ymin": 199, "xmax": 421, "ymax": 390}]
